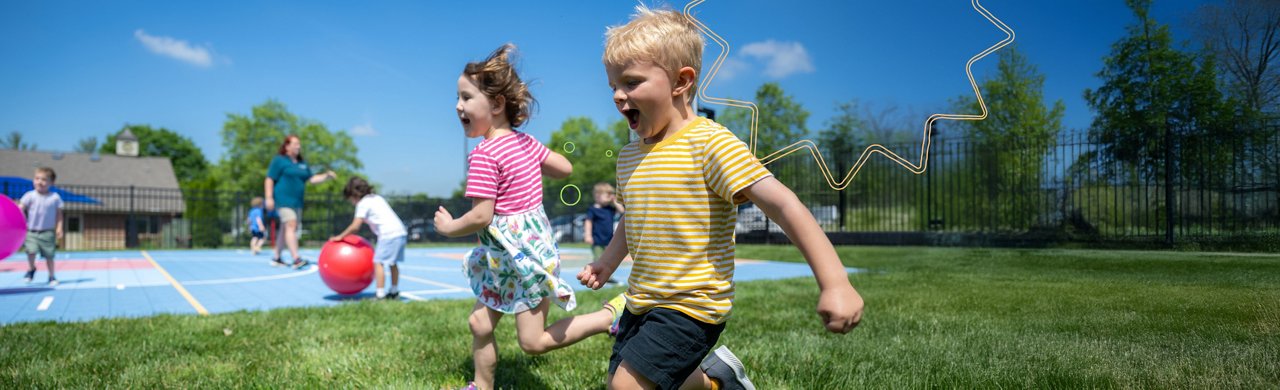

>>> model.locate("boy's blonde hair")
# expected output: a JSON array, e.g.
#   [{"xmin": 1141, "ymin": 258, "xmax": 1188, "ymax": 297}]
[
  {"xmin": 603, "ymin": 4, "xmax": 704, "ymax": 101},
  {"xmin": 593, "ymin": 182, "xmax": 615, "ymax": 195},
  {"xmin": 250, "ymin": 197, "xmax": 263, "ymax": 207},
  {"xmin": 34, "ymin": 167, "xmax": 56, "ymax": 182}
]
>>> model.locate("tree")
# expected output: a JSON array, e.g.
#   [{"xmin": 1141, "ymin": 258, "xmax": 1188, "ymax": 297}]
[
  {"xmin": 1194, "ymin": 0, "xmax": 1280, "ymax": 115},
  {"xmin": 719, "ymin": 82, "xmax": 810, "ymax": 159},
  {"xmin": 952, "ymin": 45, "xmax": 1065, "ymax": 230},
  {"xmin": 816, "ymin": 101, "xmax": 868, "ymax": 228},
  {"xmin": 1083, "ymin": 0, "xmax": 1234, "ymax": 182},
  {"xmin": 216, "ymin": 100, "xmax": 363, "ymax": 197},
  {"xmin": 1, "ymin": 131, "xmax": 36, "ymax": 150},
  {"xmin": 542, "ymin": 117, "xmax": 628, "ymax": 217},
  {"xmin": 100, "ymin": 125, "xmax": 209, "ymax": 185},
  {"xmin": 73, "ymin": 137, "xmax": 98, "ymax": 153}
]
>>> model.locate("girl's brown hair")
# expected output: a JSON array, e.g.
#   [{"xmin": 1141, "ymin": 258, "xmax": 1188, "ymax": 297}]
[
  {"xmin": 342, "ymin": 177, "xmax": 374, "ymax": 200},
  {"xmin": 463, "ymin": 44, "xmax": 537, "ymax": 128}
]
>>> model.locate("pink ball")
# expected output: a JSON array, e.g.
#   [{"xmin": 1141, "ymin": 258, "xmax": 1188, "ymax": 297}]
[
  {"xmin": 318, "ymin": 235, "xmax": 375, "ymax": 295},
  {"xmin": 0, "ymin": 200, "xmax": 25, "ymax": 260}
]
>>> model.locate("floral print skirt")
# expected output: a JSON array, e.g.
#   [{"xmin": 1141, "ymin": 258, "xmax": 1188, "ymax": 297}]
[{"xmin": 464, "ymin": 206, "xmax": 577, "ymax": 314}]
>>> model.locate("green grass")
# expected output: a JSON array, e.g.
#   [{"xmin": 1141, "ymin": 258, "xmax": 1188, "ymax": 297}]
[{"xmin": 2, "ymin": 245, "xmax": 1278, "ymax": 388}]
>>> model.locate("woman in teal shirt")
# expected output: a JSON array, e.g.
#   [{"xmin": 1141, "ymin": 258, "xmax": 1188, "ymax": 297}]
[{"xmin": 265, "ymin": 134, "xmax": 336, "ymax": 268}]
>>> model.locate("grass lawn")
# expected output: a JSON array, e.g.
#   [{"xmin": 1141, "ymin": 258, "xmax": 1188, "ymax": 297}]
[{"xmin": 2, "ymin": 245, "xmax": 1277, "ymax": 388}]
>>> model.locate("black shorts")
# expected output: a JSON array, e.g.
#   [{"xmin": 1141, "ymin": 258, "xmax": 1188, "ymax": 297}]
[
  {"xmin": 251, "ymin": 231, "xmax": 265, "ymax": 239},
  {"xmin": 608, "ymin": 307, "xmax": 726, "ymax": 390}
]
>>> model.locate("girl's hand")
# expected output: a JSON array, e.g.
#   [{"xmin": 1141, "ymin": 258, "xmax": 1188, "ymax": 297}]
[
  {"xmin": 816, "ymin": 284, "xmax": 863, "ymax": 334},
  {"xmin": 433, "ymin": 206, "xmax": 456, "ymax": 236},
  {"xmin": 577, "ymin": 261, "xmax": 616, "ymax": 290},
  {"xmin": 328, "ymin": 235, "xmax": 344, "ymax": 242}
]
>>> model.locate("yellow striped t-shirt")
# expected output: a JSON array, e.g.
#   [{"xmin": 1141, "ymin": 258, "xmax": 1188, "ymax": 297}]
[{"xmin": 616, "ymin": 117, "xmax": 773, "ymax": 324}]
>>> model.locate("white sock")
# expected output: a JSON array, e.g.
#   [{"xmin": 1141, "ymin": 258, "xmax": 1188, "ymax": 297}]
[{"xmin": 376, "ymin": 288, "xmax": 386, "ymax": 298}]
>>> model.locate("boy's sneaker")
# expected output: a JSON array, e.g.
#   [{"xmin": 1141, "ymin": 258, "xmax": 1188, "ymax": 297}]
[
  {"xmin": 603, "ymin": 293, "xmax": 627, "ymax": 337},
  {"xmin": 387, "ymin": 288, "xmax": 400, "ymax": 300},
  {"xmin": 23, "ymin": 269, "xmax": 35, "ymax": 283},
  {"xmin": 47, "ymin": 278, "xmax": 58, "ymax": 287},
  {"xmin": 700, "ymin": 346, "xmax": 755, "ymax": 390},
  {"xmin": 290, "ymin": 258, "xmax": 309, "ymax": 269}
]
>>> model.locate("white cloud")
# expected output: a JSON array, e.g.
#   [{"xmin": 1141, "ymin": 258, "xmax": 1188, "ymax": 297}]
[
  {"xmin": 134, "ymin": 29, "xmax": 214, "ymax": 67},
  {"xmin": 350, "ymin": 123, "xmax": 378, "ymax": 136},
  {"xmin": 738, "ymin": 40, "xmax": 815, "ymax": 78},
  {"xmin": 710, "ymin": 57, "xmax": 750, "ymax": 81}
]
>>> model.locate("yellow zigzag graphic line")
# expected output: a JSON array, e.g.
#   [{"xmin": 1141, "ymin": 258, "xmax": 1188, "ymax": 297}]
[{"xmin": 684, "ymin": 0, "xmax": 1016, "ymax": 190}]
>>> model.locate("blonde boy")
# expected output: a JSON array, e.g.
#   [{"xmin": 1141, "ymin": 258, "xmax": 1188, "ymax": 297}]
[
  {"xmin": 20, "ymin": 167, "xmax": 63, "ymax": 286},
  {"xmin": 578, "ymin": 6, "xmax": 865, "ymax": 389}
]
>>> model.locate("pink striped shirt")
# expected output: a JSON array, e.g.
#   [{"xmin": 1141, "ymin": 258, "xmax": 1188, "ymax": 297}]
[{"xmin": 464, "ymin": 132, "xmax": 551, "ymax": 215}]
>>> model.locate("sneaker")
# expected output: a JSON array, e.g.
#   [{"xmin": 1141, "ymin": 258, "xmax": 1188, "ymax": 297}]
[
  {"xmin": 290, "ymin": 258, "xmax": 309, "ymax": 269},
  {"xmin": 23, "ymin": 269, "xmax": 35, "ymax": 283},
  {"xmin": 270, "ymin": 258, "xmax": 286, "ymax": 267},
  {"xmin": 387, "ymin": 287, "xmax": 400, "ymax": 299},
  {"xmin": 603, "ymin": 293, "xmax": 627, "ymax": 337},
  {"xmin": 47, "ymin": 278, "xmax": 58, "ymax": 287},
  {"xmin": 700, "ymin": 346, "xmax": 755, "ymax": 390}
]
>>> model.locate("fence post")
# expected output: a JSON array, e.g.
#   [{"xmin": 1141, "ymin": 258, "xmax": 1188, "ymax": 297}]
[
  {"xmin": 1164, "ymin": 127, "xmax": 1174, "ymax": 246},
  {"xmin": 126, "ymin": 185, "xmax": 138, "ymax": 248}
]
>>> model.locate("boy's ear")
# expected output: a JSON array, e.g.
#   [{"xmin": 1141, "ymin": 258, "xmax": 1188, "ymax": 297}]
[{"xmin": 671, "ymin": 66, "xmax": 697, "ymax": 99}]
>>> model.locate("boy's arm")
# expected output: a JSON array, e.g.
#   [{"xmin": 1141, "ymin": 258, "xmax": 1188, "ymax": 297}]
[
  {"xmin": 55, "ymin": 208, "xmax": 64, "ymax": 240},
  {"xmin": 329, "ymin": 217, "xmax": 364, "ymax": 241},
  {"xmin": 434, "ymin": 198, "xmax": 495, "ymax": 237},
  {"xmin": 743, "ymin": 177, "xmax": 863, "ymax": 334},
  {"xmin": 612, "ymin": 200, "xmax": 624, "ymax": 214},
  {"xmin": 578, "ymin": 217, "xmax": 627, "ymax": 289},
  {"xmin": 583, "ymin": 218, "xmax": 594, "ymax": 245},
  {"xmin": 256, "ymin": 216, "xmax": 267, "ymax": 232},
  {"xmin": 541, "ymin": 152, "xmax": 572, "ymax": 179}
]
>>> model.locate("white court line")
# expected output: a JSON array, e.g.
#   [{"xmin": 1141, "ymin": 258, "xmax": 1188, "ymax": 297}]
[
  {"xmin": 36, "ymin": 296, "xmax": 54, "ymax": 311},
  {"xmin": 400, "ymin": 275, "xmax": 468, "ymax": 291},
  {"xmin": 184, "ymin": 267, "xmax": 318, "ymax": 286},
  {"xmin": 398, "ymin": 264, "xmax": 459, "ymax": 272}
]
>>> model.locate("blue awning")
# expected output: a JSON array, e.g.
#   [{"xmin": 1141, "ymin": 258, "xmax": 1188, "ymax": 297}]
[{"xmin": 0, "ymin": 176, "xmax": 103, "ymax": 204}]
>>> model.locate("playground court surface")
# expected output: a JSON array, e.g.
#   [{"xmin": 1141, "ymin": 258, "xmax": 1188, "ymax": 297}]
[{"xmin": 0, "ymin": 247, "xmax": 855, "ymax": 326}]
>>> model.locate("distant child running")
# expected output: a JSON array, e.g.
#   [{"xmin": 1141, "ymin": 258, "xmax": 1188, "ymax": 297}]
[
  {"xmin": 433, "ymin": 44, "xmax": 626, "ymax": 390},
  {"xmin": 19, "ymin": 167, "xmax": 63, "ymax": 286},
  {"xmin": 330, "ymin": 177, "xmax": 406, "ymax": 299},
  {"xmin": 247, "ymin": 197, "xmax": 267, "ymax": 255},
  {"xmin": 577, "ymin": 6, "xmax": 865, "ymax": 389}
]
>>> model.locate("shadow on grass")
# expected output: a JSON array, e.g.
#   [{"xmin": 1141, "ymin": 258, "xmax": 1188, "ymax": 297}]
[{"xmin": 455, "ymin": 354, "xmax": 598, "ymax": 389}]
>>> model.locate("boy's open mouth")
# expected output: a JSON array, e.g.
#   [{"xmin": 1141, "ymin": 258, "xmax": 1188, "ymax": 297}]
[{"xmin": 624, "ymin": 109, "xmax": 640, "ymax": 129}]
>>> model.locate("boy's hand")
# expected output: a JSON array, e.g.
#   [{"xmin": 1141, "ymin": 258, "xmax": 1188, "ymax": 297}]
[
  {"xmin": 577, "ymin": 261, "xmax": 616, "ymax": 290},
  {"xmin": 56, "ymin": 227, "xmax": 63, "ymax": 240},
  {"xmin": 817, "ymin": 284, "xmax": 863, "ymax": 334},
  {"xmin": 328, "ymin": 235, "xmax": 343, "ymax": 242},
  {"xmin": 584, "ymin": 236, "xmax": 593, "ymax": 245}
]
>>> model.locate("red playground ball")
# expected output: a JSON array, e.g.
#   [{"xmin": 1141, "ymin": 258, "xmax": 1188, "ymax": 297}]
[
  {"xmin": 318, "ymin": 235, "xmax": 375, "ymax": 295},
  {"xmin": 0, "ymin": 200, "xmax": 26, "ymax": 260}
]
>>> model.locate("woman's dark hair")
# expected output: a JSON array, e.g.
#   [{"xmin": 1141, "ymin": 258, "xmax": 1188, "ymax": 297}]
[
  {"xmin": 277, "ymin": 134, "xmax": 304, "ymax": 162},
  {"xmin": 343, "ymin": 176, "xmax": 374, "ymax": 200}
]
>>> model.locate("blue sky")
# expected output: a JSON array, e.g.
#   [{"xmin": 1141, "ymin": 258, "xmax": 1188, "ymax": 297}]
[{"xmin": 1, "ymin": 0, "xmax": 1209, "ymax": 196}]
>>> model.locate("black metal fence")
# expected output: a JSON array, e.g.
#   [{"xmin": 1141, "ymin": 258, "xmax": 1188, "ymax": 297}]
[
  {"xmin": 759, "ymin": 125, "xmax": 1279, "ymax": 248},
  {"xmin": 6, "ymin": 127, "xmax": 1275, "ymax": 250}
]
